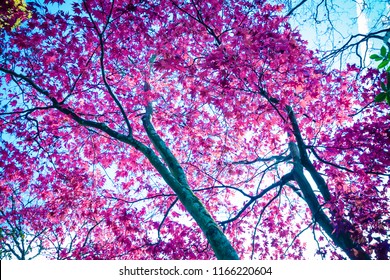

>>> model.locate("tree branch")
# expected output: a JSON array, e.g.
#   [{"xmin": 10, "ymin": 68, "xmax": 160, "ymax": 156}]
[
  {"xmin": 157, "ymin": 198, "xmax": 179, "ymax": 241},
  {"xmin": 220, "ymin": 172, "xmax": 294, "ymax": 226},
  {"xmin": 0, "ymin": 69, "xmax": 240, "ymax": 260},
  {"xmin": 289, "ymin": 141, "xmax": 370, "ymax": 260},
  {"xmin": 83, "ymin": 0, "xmax": 133, "ymax": 136},
  {"xmin": 285, "ymin": 0, "xmax": 308, "ymax": 17}
]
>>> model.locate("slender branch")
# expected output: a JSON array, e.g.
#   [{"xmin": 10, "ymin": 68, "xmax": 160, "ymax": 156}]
[
  {"xmin": 232, "ymin": 153, "xmax": 291, "ymax": 165},
  {"xmin": 0, "ymin": 106, "xmax": 55, "ymax": 116},
  {"xmin": 25, "ymin": 228, "xmax": 47, "ymax": 259},
  {"xmin": 285, "ymin": 0, "xmax": 308, "ymax": 17},
  {"xmin": 105, "ymin": 192, "xmax": 177, "ymax": 205},
  {"xmin": 2, "ymin": 241, "xmax": 22, "ymax": 260},
  {"xmin": 197, "ymin": 185, "xmax": 253, "ymax": 199},
  {"xmin": 251, "ymin": 185, "xmax": 284, "ymax": 259},
  {"xmin": 322, "ymin": 28, "xmax": 390, "ymax": 63},
  {"xmin": 81, "ymin": 219, "xmax": 104, "ymax": 248},
  {"xmin": 310, "ymin": 146, "xmax": 390, "ymax": 177},
  {"xmin": 83, "ymin": 0, "xmax": 133, "ymax": 136},
  {"xmin": 157, "ymin": 198, "xmax": 179, "ymax": 241},
  {"xmin": 283, "ymin": 222, "xmax": 313, "ymax": 255},
  {"xmin": 0, "ymin": 67, "xmax": 182, "ymax": 191},
  {"xmin": 170, "ymin": 0, "xmax": 222, "ymax": 45},
  {"xmin": 220, "ymin": 172, "xmax": 294, "ymax": 226}
]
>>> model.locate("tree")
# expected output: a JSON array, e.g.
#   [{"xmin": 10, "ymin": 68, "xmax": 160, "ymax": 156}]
[
  {"xmin": 0, "ymin": 0, "xmax": 389, "ymax": 260},
  {"xmin": 370, "ymin": 45, "xmax": 390, "ymax": 106}
]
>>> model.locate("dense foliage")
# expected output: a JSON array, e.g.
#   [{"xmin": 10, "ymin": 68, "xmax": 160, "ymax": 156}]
[{"xmin": 0, "ymin": 0, "xmax": 389, "ymax": 260}]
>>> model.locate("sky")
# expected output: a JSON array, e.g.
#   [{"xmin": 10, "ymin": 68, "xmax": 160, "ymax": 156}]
[{"xmin": 285, "ymin": 0, "xmax": 389, "ymax": 68}]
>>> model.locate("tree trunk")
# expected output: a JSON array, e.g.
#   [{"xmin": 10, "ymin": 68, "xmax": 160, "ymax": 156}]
[{"xmin": 286, "ymin": 106, "xmax": 370, "ymax": 260}]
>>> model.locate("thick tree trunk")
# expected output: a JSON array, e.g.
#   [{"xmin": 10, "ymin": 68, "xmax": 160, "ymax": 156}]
[
  {"xmin": 138, "ymin": 103, "xmax": 240, "ymax": 260},
  {"xmin": 286, "ymin": 106, "xmax": 370, "ymax": 260}
]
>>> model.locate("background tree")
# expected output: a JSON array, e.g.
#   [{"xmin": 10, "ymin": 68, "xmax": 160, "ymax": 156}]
[
  {"xmin": 1, "ymin": 0, "xmax": 389, "ymax": 260},
  {"xmin": 276, "ymin": 0, "xmax": 390, "ymax": 68}
]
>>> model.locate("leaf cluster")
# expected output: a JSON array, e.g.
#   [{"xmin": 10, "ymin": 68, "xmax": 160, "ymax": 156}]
[{"xmin": 370, "ymin": 46, "xmax": 390, "ymax": 105}]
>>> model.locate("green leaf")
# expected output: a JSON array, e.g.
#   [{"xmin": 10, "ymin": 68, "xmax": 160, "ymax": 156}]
[
  {"xmin": 380, "ymin": 46, "xmax": 387, "ymax": 57},
  {"xmin": 386, "ymin": 93, "xmax": 390, "ymax": 105},
  {"xmin": 378, "ymin": 59, "xmax": 389, "ymax": 69},
  {"xmin": 375, "ymin": 92, "xmax": 387, "ymax": 102},
  {"xmin": 381, "ymin": 81, "xmax": 387, "ymax": 91},
  {"xmin": 370, "ymin": 54, "xmax": 382, "ymax": 61},
  {"xmin": 387, "ymin": 72, "xmax": 390, "ymax": 88}
]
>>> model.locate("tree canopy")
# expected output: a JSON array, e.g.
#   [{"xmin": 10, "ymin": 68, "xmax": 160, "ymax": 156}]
[{"xmin": 0, "ymin": 0, "xmax": 389, "ymax": 260}]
